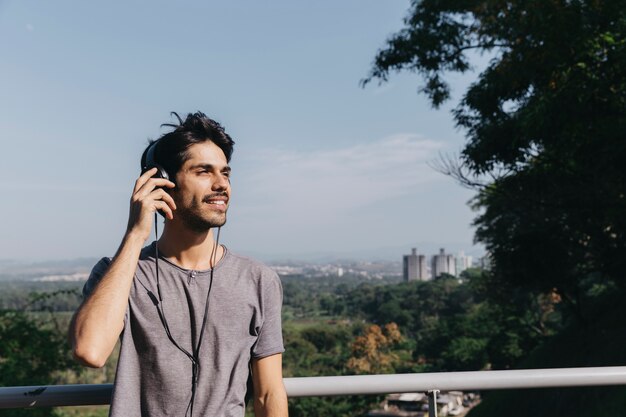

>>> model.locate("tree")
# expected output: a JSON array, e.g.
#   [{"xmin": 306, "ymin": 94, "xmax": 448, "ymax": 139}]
[
  {"xmin": 0, "ymin": 310, "xmax": 76, "ymax": 417},
  {"xmin": 347, "ymin": 323, "xmax": 404, "ymax": 374},
  {"xmin": 363, "ymin": 0, "xmax": 626, "ymax": 316}
]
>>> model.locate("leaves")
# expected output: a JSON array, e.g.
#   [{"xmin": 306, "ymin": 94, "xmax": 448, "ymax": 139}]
[
  {"xmin": 365, "ymin": 0, "xmax": 626, "ymax": 316},
  {"xmin": 347, "ymin": 323, "xmax": 404, "ymax": 374},
  {"xmin": 0, "ymin": 310, "xmax": 75, "ymax": 417}
]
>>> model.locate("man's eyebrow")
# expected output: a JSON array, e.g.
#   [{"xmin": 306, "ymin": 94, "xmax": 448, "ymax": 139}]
[{"xmin": 190, "ymin": 163, "xmax": 231, "ymax": 172}]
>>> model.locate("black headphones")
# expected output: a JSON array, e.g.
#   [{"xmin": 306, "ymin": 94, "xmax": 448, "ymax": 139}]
[{"xmin": 142, "ymin": 140, "xmax": 171, "ymax": 182}]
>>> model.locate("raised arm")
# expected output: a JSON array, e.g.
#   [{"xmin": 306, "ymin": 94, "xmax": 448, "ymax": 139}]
[
  {"xmin": 252, "ymin": 353, "xmax": 288, "ymax": 417},
  {"xmin": 69, "ymin": 168, "xmax": 176, "ymax": 368}
]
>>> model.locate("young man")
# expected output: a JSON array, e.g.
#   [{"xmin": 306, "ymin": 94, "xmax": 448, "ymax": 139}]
[{"xmin": 70, "ymin": 112, "xmax": 288, "ymax": 417}]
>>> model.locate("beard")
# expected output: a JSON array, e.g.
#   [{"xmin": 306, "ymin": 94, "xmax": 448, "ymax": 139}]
[{"xmin": 175, "ymin": 195, "xmax": 228, "ymax": 233}]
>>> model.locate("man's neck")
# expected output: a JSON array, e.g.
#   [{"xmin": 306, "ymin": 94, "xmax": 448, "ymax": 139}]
[{"xmin": 157, "ymin": 222, "xmax": 223, "ymax": 271}]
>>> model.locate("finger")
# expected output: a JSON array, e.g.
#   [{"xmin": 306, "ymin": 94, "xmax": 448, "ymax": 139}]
[
  {"xmin": 134, "ymin": 178, "xmax": 176, "ymax": 199},
  {"xmin": 154, "ymin": 201, "xmax": 174, "ymax": 220},
  {"xmin": 133, "ymin": 168, "xmax": 158, "ymax": 193},
  {"xmin": 150, "ymin": 188, "xmax": 177, "ymax": 211}
]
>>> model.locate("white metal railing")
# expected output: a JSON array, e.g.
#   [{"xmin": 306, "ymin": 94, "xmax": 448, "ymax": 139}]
[{"xmin": 2, "ymin": 366, "xmax": 626, "ymax": 416}]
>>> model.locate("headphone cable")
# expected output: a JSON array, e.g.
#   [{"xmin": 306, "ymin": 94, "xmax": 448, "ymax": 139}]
[{"xmin": 153, "ymin": 213, "xmax": 221, "ymax": 417}]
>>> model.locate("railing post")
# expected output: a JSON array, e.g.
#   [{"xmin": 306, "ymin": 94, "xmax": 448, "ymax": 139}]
[{"xmin": 427, "ymin": 389, "xmax": 439, "ymax": 417}]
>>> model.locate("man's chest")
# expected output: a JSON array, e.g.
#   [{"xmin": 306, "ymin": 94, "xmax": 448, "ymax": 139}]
[{"xmin": 126, "ymin": 271, "xmax": 263, "ymax": 355}]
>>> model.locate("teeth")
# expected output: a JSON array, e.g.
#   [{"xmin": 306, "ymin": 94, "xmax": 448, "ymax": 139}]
[{"xmin": 209, "ymin": 201, "xmax": 225, "ymax": 205}]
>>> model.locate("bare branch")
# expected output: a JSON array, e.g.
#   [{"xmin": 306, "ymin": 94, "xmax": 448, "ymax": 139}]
[{"xmin": 429, "ymin": 152, "xmax": 490, "ymax": 190}]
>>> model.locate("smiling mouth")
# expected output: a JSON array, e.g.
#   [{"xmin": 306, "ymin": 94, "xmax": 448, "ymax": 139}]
[
  {"xmin": 203, "ymin": 195, "xmax": 229, "ymax": 209},
  {"xmin": 203, "ymin": 193, "xmax": 228, "ymax": 203}
]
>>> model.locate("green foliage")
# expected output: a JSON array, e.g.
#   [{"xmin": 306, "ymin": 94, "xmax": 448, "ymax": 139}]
[
  {"xmin": 342, "ymin": 272, "xmax": 563, "ymax": 371},
  {"xmin": 469, "ymin": 290, "xmax": 626, "ymax": 417},
  {"xmin": 365, "ymin": 0, "xmax": 626, "ymax": 322},
  {"xmin": 55, "ymin": 407, "xmax": 109, "ymax": 417},
  {"xmin": 0, "ymin": 309, "xmax": 76, "ymax": 417},
  {"xmin": 442, "ymin": 336, "xmax": 488, "ymax": 370},
  {"xmin": 281, "ymin": 319, "xmax": 388, "ymax": 416},
  {"xmin": 283, "ymin": 322, "xmax": 355, "ymax": 377},
  {"xmin": 0, "ymin": 285, "xmax": 116, "ymax": 417},
  {"xmin": 288, "ymin": 395, "xmax": 383, "ymax": 417},
  {"xmin": 281, "ymin": 274, "xmax": 398, "ymax": 318},
  {"xmin": 0, "ymin": 281, "xmax": 83, "ymax": 312}
]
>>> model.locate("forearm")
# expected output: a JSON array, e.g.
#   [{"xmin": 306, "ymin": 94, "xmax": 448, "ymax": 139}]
[
  {"xmin": 70, "ymin": 232, "xmax": 145, "ymax": 367},
  {"xmin": 254, "ymin": 388, "xmax": 288, "ymax": 417}
]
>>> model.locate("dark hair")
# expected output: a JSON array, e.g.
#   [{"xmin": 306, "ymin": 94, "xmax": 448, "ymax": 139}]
[{"xmin": 141, "ymin": 111, "xmax": 235, "ymax": 180}]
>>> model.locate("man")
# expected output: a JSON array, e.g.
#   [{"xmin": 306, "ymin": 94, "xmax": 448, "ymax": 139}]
[{"xmin": 70, "ymin": 112, "xmax": 288, "ymax": 417}]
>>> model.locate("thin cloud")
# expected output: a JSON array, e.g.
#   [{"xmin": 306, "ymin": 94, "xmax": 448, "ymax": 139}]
[{"xmin": 235, "ymin": 134, "xmax": 446, "ymax": 218}]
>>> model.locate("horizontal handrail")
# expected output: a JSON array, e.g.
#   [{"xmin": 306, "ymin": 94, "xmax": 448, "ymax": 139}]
[
  {"xmin": 2, "ymin": 366, "xmax": 626, "ymax": 408},
  {"xmin": 286, "ymin": 366, "xmax": 626, "ymax": 396}
]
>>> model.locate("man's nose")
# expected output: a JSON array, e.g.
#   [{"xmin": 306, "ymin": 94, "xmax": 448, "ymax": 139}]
[{"xmin": 212, "ymin": 174, "xmax": 229, "ymax": 191}]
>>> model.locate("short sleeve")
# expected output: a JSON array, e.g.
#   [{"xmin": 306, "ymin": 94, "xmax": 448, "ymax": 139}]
[
  {"xmin": 82, "ymin": 257, "xmax": 113, "ymax": 298},
  {"xmin": 82, "ymin": 257, "xmax": 130, "ymax": 327},
  {"xmin": 251, "ymin": 271, "xmax": 285, "ymax": 359}
]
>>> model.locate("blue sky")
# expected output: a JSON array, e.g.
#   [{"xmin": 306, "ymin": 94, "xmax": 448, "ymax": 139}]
[{"xmin": 0, "ymin": 1, "xmax": 483, "ymax": 261}]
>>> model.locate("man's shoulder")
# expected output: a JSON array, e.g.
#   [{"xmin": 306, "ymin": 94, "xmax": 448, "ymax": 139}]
[
  {"xmin": 91, "ymin": 256, "xmax": 113, "ymax": 273},
  {"xmin": 224, "ymin": 249, "xmax": 278, "ymax": 280},
  {"xmin": 89, "ymin": 244, "xmax": 156, "ymax": 272},
  {"xmin": 83, "ymin": 256, "xmax": 113, "ymax": 297},
  {"xmin": 83, "ymin": 243, "xmax": 156, "ymax": 297},
  {"xmin": 138, "ymin": 242, "xmax": 157, "ymax": 262},
  {"xmin": 224, "ymin": 250, "xmax": 283, "ymax": 304}
]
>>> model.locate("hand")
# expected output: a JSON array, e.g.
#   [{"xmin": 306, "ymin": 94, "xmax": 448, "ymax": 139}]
[{"xmin": 126, "ymin": 168, "xmax": 177, "ymax": 241}]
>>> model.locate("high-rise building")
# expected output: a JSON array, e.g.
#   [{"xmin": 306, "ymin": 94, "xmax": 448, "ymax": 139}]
[
  {"xmin": 431, "ymin": 248, "xmax": 456, "ymax": 278},
  {"xmin": 455, "ymin": 251, "xmax": 473, "ymax": 276},
  {"xmin": 403, "ymin": 248, "xmax": 429, "ymax": 281},
  {"xmin": 417, "ymin": 254, "xmax": 429, "ymax": 280},
  {"xmin": 403, "ymin": 248, "xmax": 418, "ymax": 281}
]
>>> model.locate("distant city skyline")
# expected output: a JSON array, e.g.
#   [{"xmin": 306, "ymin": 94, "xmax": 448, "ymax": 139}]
[
  {"xmin": 1, "ymin": 1, "xmax": 485, "ymax": 261},
  {"xmin": 403, "ymin": 247, "xmax": 475, "ymax": 281},
  {"xmin": 1, "ymin": 246, "xmax": 484, "ymax": 282}
]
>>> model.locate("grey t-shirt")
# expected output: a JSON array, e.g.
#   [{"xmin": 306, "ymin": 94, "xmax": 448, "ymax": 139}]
[{"xmin": 83, "ymin": 243, "xmax": 284, "ymax": 417}]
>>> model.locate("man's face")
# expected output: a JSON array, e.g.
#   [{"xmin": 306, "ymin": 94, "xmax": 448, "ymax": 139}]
[{"xmin": 171, "ymin": 141, "xmax": 231, "ymax": 232}]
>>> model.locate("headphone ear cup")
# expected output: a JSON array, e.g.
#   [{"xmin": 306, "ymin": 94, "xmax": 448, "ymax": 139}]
[
  {"xmin": 143, "ymin": 164, "xmax": 173, "ymax": 218},
  {"xmin": 143, "ymin": 163, "xmax": 171, "ymax": 182},
  {"xmin": 142, "ymin": 140, "xmax": 173, "ymax": 184}
]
